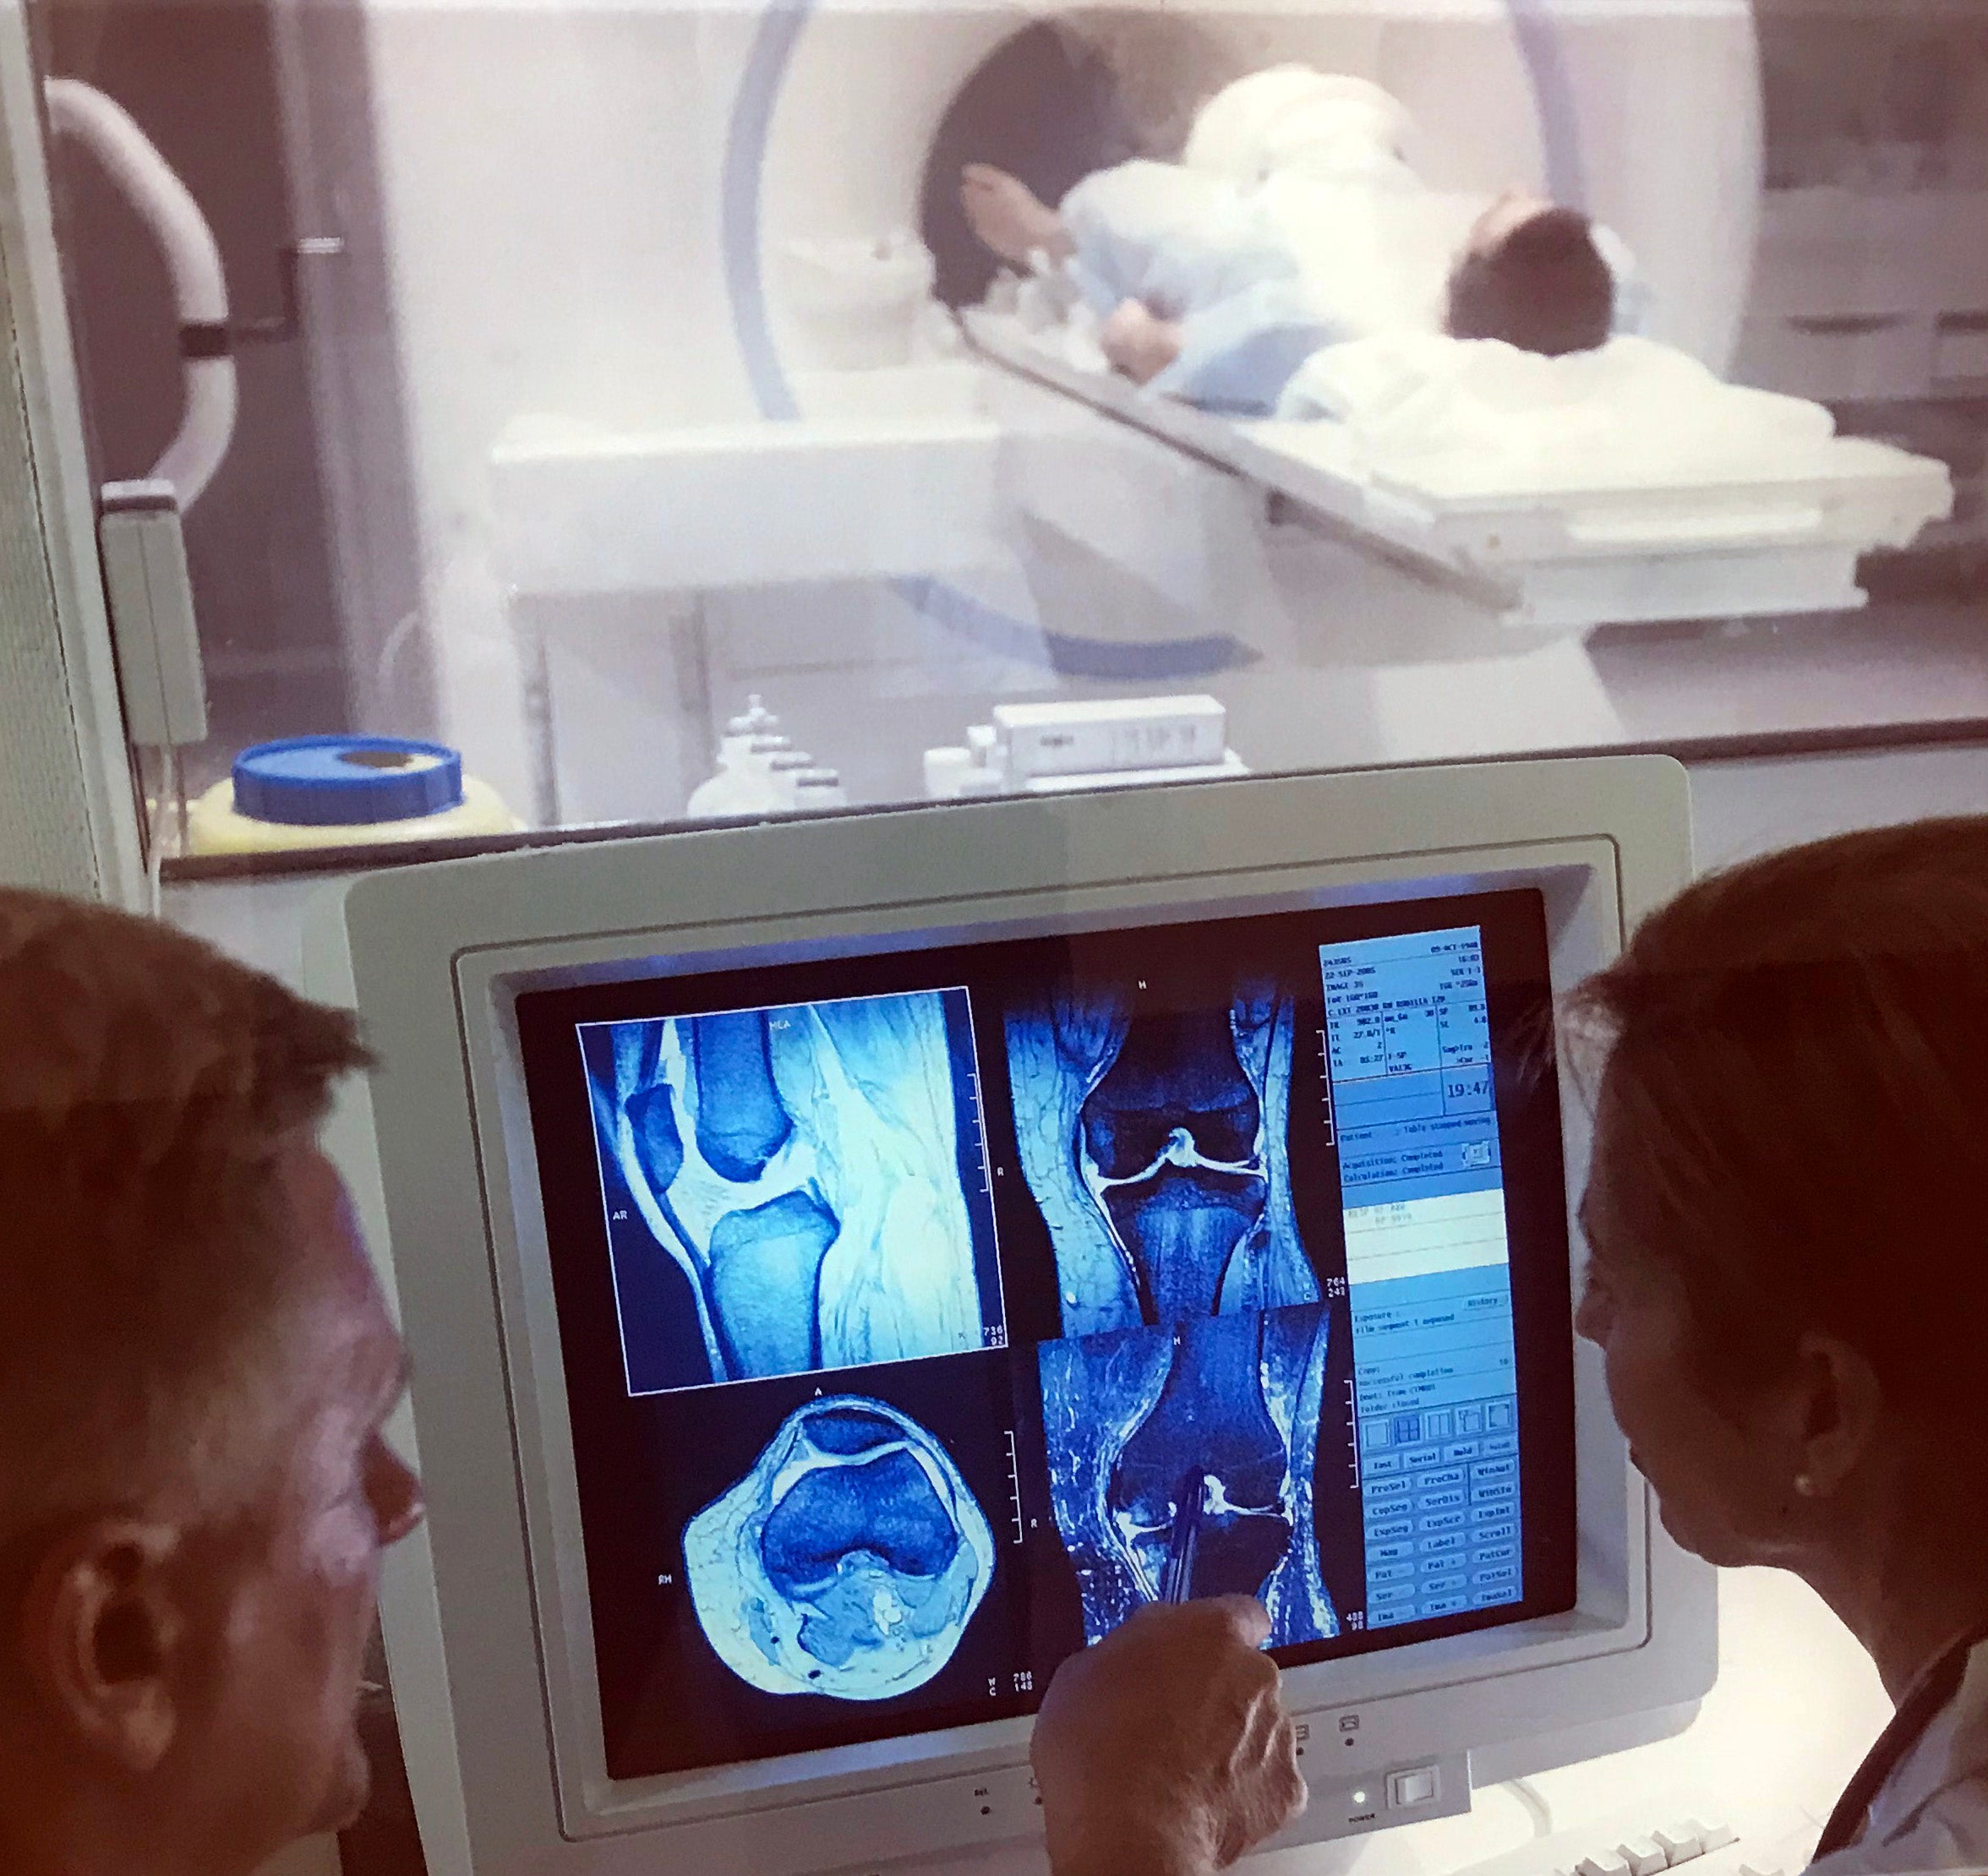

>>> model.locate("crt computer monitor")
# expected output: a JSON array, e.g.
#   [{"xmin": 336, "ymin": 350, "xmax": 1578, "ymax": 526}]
[{"xmin": 306, "ymin": 755, "xmax": 1712, "ymax": 1876}]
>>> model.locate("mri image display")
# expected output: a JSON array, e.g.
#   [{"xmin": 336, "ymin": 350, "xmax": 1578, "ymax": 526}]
[
  {"xmin": 1038, "ymin": 1304, "xmax": 1338, "ymax": 1646},
  {"xmin": 519, "ymin": 887, "xmax": 1570, "ymax": 1774},
  {"xmin": 1006, "ymin": 975, "xmax": 1320, "ymax": 1336},
  {"xmin": 582, "ymin": 988, "xmax": 1002, "ymax": 1390},
  {"xmin": 682, "ymin": 1395, "xmax": 997, "ymax": 1700}
]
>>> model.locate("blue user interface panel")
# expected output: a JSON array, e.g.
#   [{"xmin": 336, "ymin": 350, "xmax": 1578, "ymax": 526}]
[
  {"xmin": 516, "ymin": 889, "xmax": 1576, "ymax": 1779},
  {"xmin": 1321, "ymin": 930, "xmax": 1521, "ymax": 1629}
]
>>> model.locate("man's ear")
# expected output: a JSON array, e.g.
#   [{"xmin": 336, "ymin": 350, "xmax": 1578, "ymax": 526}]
[
  {"xmin": 1790, "ymin": 1330, "xmax": 1886, "ymax": 1500},
  {"xmin": 19, "ymin": 1520, "xmax": 186, "ymax": 1772}
]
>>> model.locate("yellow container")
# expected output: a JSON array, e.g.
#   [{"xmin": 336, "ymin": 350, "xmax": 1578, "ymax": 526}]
[{"xmin": 186, "ymin": 772, "xmax": 521, "ymax": 854}]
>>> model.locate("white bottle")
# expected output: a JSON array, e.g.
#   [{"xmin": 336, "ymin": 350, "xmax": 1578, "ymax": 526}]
[
  {"xmin": 923, "ymin": 728, "xmax": 1008, "ymax": 799},
  {"xmin": 792, "ymin": 767, "xmax": 848, "ymax": 811},
  {"xmin": 716, "ymin": 695, "xmax": 778, "ymax": 767},
  {"xmin": 765, "ymin": 750, "xmax": 816, "ymax": 807},
  {"xmin": 687, "ymin": 695, "xmax": 789, "ymax": 818}
]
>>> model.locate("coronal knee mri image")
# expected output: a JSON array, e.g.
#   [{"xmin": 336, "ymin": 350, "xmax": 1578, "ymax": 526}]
[
  {"xmin": 1038, "ymin": 1304, "xmax": 1337, "ymax": 1646},
  {"xmin": 583, "ymin": 989, "xmax": 1002, "ymax": 1390},
  {"xmin": 1006, "ymin": 975, "xmax": 1320, "ymax": 1336},
  {"xmin": 683, "ymin": 1396, "xmax": 997, "ymax": 1700}
]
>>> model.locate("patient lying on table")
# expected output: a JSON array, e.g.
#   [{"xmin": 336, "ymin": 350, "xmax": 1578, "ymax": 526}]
[{"xmin": 961, "ymin": 66, "xmax": 1646, "ymax": 417}]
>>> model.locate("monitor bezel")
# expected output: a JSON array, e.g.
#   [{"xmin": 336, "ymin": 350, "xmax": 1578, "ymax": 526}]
[
  {"xmin": 313, "ymin": 759, "xmax": 1707, "ymax": 1874},
  {"xmin": 459, "ymin": 842, "xmax": 1641, "ymax": 1838}
]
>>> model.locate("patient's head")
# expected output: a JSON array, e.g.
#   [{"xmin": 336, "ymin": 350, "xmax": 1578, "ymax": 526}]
[
  {"xmin": 1445, "ymin": 192, "xmax": 1614, "ymax": 357},
  {"xmin": 0, "ymin": 892, "xmax": 422, "ymax": 1876}
]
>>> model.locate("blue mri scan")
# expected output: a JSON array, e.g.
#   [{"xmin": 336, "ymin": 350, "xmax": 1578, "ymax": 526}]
[
  {"xmin": 1038, "ymin": 1305, "xmax": 1335, "ymax": 1646},
  {"xmin": 1007, "ymin": 979, "xmax": 1319, "ymax": 1336},
  {"xmin": 585, "ymin": 989, "xmax": 1002, "ymax": 1388},
  {"xmin": 683, "ymin": 1397, "xmax": 997, "ymax": 1700}
]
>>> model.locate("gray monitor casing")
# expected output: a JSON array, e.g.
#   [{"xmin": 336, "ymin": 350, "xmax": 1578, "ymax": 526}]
[{"xmin": 303, "ymin": 756, "xmax": 1709, "ymax": 1876}]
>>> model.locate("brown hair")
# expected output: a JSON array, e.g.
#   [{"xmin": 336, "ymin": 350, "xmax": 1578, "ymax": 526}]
[
  {"xmin": 0, "ymin": 889, "xmax": 370, "ymax": 1530},
  {"xmin": 1565, "ymin": 818, "xmax": 1988, "ymax": 1415},
  {"xmin": 1445, "ymin": 206, "xmax": 1614, "ymax": 357}
]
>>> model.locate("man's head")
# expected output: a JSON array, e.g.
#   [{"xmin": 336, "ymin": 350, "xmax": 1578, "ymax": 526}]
[
  {"xmin": 0, "ymin": 890, "xmax": 422, "ymax": 1876},
  {"xmin": 1445, "ymin": 190, "xmax": 1614, "ymax": 357}
]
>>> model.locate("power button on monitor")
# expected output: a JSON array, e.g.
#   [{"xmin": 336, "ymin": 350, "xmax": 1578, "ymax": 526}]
[{"xmin": 1388, "ymin": 1768, "xmax": 1439, "ymax": 1809}]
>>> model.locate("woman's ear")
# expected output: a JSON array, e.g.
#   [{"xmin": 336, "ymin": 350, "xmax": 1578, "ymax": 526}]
[
  {"xmin": 20, "ymin": 1519, "xmax": 186, "ymax": 1773},
  {"xmin": 1789, "ymin": 1331, "xmax": 1886, "ymax": 1502}
]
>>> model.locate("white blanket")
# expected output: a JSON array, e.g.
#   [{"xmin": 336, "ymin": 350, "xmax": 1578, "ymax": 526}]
[{"xmin": 1276, "ymin": 333, "xmax": 1838, "ymax": 496}]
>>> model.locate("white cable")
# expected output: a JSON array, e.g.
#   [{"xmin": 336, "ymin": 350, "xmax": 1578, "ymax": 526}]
[
  {"xmin": 43, "ymin": 78, "xmax": 238, "ymax": 509},
  {"xmin": 1505, "ymin": 1777, "xmax": 1554, "ymax": 1841},
  {"xmin": 150, "ymin": 358, "xmax": 237, "ymax": 509}
]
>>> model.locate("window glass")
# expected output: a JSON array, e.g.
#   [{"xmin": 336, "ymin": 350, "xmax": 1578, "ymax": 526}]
[{"xmin": 29, "ymin": 0, "xmax": 1988, "ymax": 868}]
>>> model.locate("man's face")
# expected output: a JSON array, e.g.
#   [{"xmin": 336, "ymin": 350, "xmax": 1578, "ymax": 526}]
[{"xmin": 169, "ymin": 1141, "xmax": 423, "ymax": 1862}]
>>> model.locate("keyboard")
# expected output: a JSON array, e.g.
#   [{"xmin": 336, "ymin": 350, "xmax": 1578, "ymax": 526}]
[{"xmin": 1442, "ymin": 1805, "xmax": 1821, "ymax": 1876}]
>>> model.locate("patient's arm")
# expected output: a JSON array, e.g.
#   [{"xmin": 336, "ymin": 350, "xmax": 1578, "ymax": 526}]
[
  {"xmin": 1100, "ymin": 300, "xmax": 1184, "ymax": 385},
  {"xmin": 962, "ymin": 165, "xmax": 1076, "ymax": 267}
]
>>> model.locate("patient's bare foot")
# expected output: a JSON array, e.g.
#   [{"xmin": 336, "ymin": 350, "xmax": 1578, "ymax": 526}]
[
  {"xmin": 962, "ymin": 165, "xmax": 1073, "ymax": 266},
  {"xmin": 1100, "ymin": 299, "xmax": 1184, "ymax": 385}
]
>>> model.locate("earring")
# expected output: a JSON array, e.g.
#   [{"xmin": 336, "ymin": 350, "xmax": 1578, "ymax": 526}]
[{"xmin": 1793, "ymin": 1474, "xmax": 1817, "ymax": 1498}]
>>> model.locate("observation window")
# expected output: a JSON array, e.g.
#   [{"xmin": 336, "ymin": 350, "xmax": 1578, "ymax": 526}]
[{"xmin": 22, "ymin": 0, "xmax": 1988, "ymax": 875}]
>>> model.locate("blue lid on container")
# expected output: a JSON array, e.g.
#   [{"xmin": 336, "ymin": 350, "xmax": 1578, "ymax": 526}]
[{"xmin": 232, "ymin": 736, "xmax": 465, "ymax": 827}]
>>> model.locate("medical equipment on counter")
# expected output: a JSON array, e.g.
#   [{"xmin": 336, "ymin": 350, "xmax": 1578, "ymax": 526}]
[
  {"xmin": 306, "ymin": 754, "xmax": 1712, "ymax": 1876},
  {"xmin": 685, "ymin": 739, "xmax": 789, "ymax": 817},
  {"xmin": 685, "ymin": 695, "xmax": 849, "ymax": 816},
  {"xmin": 926, "ymin": 694, "xmax": 1247, "ymax": 798},
  {"xmin": 789, "ymin": 764, "xmax": 847, "ymax": 808},
  {"xmin": 968, "ymin": 311, "xmax": 1955, "ymax": 631},
  {"xmin": 778, "ymin": 232, "xmax": 937, "ymax": 370},
  {"xmin": 185, "ymin": 734, "xmax": 519, "ymax": 854}
]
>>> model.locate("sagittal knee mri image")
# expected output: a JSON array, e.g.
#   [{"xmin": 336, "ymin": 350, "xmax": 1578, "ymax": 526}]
[
  {"xmin": 683, "ymin": 1395, "xmax": 998, "ymax": 1700},
  {"xmin": 582, "ymin": 988, "xmax": 1004, "ymax": 1390},
  {"xmin": 1006, "ymin": 975, "xmax": 1321, "ymax": 1336},
  {"xmin": 1038, "ymin": 1304, "xmax": 1339, "ymax": 1645}
]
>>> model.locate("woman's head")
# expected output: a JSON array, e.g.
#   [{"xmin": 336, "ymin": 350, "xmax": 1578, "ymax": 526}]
[{"xmin": 1569, "ymin": 818, "xmax": 1988, "ymax": 1566}]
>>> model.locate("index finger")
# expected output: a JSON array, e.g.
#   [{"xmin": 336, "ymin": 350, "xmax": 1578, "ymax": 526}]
[{"xmin": 1201, "ymin": 1594, "xmax": 1272, "ymax": 1650}]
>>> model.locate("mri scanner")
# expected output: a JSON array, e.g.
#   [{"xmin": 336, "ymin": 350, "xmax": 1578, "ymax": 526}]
[{"xmin": 330, "ymin": 0, "xmax": 1949, "ymax": 827}]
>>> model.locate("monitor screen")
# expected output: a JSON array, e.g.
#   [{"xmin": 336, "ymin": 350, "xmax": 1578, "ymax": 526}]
[{"xmin": 513, "ymin": 886, "xmax": 1577, "ymax": 1781}]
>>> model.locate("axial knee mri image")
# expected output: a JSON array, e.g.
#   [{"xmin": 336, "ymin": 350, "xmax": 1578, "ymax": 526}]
[
  {"xmin": 1005, "ymin": 974, "xmax": 1322, "ymax": 1336},
  {"xmin": 1037, "ymin": 1304, "xmax": 1338, "ymax": 1645},
  {"xmin": 683, "ymin": 1395, "xmax": 997, "ymax": 1700},
  {"xmin": 583, "ymin": 989, "xmax": 1003, "ymax": 1391}
]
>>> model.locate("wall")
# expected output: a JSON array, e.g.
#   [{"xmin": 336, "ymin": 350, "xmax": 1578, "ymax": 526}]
[
  {"xmin": 1690, "ymin": 739, "xmax": 1988, "ymax": 864},
  {"xmin": 0, "ymin": 0, "xmax": 144, "ymax": 899},
  {"xmin": 0, "ymin": 198, "xmax": 101, "ymax": 892},
  {"xmin": 39, "ymin": 0, "xmax": 354, "ymax": 781}
]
